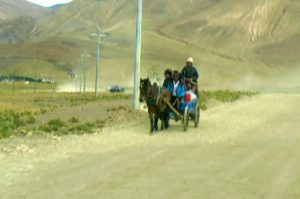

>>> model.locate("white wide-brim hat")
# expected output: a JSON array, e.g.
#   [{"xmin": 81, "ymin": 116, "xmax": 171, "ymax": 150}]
[{"xmin": 187, "ymin": 57, "xmax": 194, "ymax": 63}]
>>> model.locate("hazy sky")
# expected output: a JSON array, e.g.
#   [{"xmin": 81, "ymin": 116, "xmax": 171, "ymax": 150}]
[{"xmin": 26, "ymin": 0, "xmax": 73, "ymax": 7}]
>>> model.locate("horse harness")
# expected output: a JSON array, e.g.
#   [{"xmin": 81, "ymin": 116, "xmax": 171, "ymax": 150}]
[{"xmin": 144, "ymin": 81, "xmax": 158, "ymax": 107}]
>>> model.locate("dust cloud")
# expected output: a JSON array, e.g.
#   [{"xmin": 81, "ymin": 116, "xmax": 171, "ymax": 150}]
[
  {"xmin": 56, "ymin": 82, "xmax": 98, "ymax": 92},
  {"xmin": 231, "ymin": 67, "xmax": 300, "ymax": 93},
  {"xmin": 56, "ymin": 67, "xmax": 300, "ymax": 93}
]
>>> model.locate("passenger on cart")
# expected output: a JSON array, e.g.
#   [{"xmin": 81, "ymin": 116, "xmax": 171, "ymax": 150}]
[
  {"xmin": 171, "ymin": 71, "xmax": 186, "ymax": 112},
  {"xmin": 163, "ymin": 69, "xmax": 173, "ymax": 93},
  {"xmin": 185, "ymin": 81, "xmax": 198, "ymax": 103}
]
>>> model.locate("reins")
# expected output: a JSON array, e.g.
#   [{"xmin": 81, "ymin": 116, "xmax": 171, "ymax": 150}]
[
  {"xmin": 156, "ymin": 86, "xmax": 161, "ymax": 105},
  {"xmin": 144, "ymin": 81, "xmax": 157, "ymax": 106}
]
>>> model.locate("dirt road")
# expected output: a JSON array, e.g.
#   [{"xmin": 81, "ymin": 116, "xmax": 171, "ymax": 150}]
[{"xmin": 1, "ymin": 94, "xmax": 300, "ymax": 199}]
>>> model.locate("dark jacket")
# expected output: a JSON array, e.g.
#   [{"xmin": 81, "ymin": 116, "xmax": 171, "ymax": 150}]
[
  {"xmin": 180, "ymin": 65, "xmax": 199, "ymax": 83},
  {"xmin": 163, "ymin": 78, "xmax": 173, "ymax": 93}
]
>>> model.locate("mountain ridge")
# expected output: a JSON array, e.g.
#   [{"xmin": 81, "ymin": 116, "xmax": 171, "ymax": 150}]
[
  {"xmin": 0, "ymin": 0, "xmax": 299, "ymax": 90},
  {"xmin": 0, "ymin": 0, "xmax": 48, "ymax": 20}
]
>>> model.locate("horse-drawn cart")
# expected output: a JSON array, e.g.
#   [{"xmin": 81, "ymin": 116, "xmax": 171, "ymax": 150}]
[
  {"xmin": 166, "ymin": 96, "xmax": 200, "ymax": 131},
  {"xmin": 139, "ymin": 77, "xmax": 200, "ymax": 134}
]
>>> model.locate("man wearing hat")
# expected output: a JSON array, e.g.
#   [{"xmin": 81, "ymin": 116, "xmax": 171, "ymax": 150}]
[{"xmin": 180, "ymin": 57, "xmax": 199, "ymax": 86}]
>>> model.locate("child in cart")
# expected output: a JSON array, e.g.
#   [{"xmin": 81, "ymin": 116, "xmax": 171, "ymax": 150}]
[{"xmin": 185, "ymin": 82, "xmax": 197, "ymax": 103}]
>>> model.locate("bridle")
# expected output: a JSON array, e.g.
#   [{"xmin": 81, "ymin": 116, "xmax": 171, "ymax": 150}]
[{"xmin": 140, "ymin": 79, "xmax": 157, "ymax": 105}]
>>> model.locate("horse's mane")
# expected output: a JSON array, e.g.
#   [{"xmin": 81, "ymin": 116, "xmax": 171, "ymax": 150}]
[{"xmin": 140, "ymin": 78, "xmax": 170, "ymax": 104}]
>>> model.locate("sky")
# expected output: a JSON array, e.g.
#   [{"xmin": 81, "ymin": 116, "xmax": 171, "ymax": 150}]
[{"xmin": 26, "ymin": 0, "xmax": 73, "ymax": 7}]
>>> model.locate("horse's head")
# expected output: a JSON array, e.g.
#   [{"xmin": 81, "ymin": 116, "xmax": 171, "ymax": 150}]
[{"xmin": 139, "ymin": 78, "xmax": 151, "ymax": 103}]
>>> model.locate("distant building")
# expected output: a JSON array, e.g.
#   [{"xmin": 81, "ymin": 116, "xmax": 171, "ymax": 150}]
[{"xmin": 0, "ymin": 75, "xmax": 55, "ymax": 84}]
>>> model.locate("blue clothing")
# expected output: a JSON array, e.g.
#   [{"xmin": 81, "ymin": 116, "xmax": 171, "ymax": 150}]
[
  {"xmin": 173, "ymin": 81, "xmax": 186, "ymax": 104},
  {"xmin": 180, "ymin": 65, "xmax": 199, "ymax": 83},
  {"xmin": 163, "ymin": 78, "xmax": 173, "ymax": 93},
  {"xmin": 174, "ymin": 82, "xmax": 186, "ymax": 98},
  {"xmin": 164, "ymin": 79, "xmax": 187, "ymax": 105}
]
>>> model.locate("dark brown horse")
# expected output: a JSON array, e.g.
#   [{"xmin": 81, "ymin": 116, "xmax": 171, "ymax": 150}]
[{"xmin": 139, "ymin": 78, "xmax": 171, "ymax": 134}]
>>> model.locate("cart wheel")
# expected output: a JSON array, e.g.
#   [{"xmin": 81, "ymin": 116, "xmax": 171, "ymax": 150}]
[
  {"xmin": 183, "ymin": 106, "xmax": 189, "ymax": 132},
  {"xmin": 194, "ymin": 102, "xmax": 200, "ymax": 128}
]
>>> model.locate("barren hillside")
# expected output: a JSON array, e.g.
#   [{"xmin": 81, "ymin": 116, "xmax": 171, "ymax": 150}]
[
  {"xmin": 0, "ymin": 0, "xmax": 299, "ymax": 90},
  {"xmin": 0, "ymin": 0, "xmax": 48, "ymax": 20}
]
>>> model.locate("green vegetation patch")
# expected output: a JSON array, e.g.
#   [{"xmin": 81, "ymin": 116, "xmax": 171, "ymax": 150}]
[
  {"xmin": 39, "ymin": 119, "xmax": 66, "ymax": 133},
  {"xmin": 0, "ymin": 110, "xmax": 35, "ymax": 139},
  {"xmin": 200, "ymin": 90, "xmax": 259, "ymax": 110},
  {"xmin": 0, "ymin": 90, "xmax": 258, "ymax": 139},
  {"xmin": 39, "ymin": 119, "xmax": 98, "ymax": 136}
]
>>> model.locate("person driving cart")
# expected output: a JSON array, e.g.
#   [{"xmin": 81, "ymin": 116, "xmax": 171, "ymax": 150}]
[{"xmin": 180, "ymin": 57, "xmax": 199, "ymax": 90}]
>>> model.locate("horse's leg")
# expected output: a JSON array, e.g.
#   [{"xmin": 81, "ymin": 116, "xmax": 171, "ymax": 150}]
[
  {"xmin": 160, "ymin": 117, "xmax": 164, "ymax": 130},
  {"xmin": 159, "ymin": 112, "xmax": 164, "ymax": 130},
  {"xmin": 154, "ymin": 113, "xmax": 159, "ymax": 132},
  {"xmin": 160, "ymin": 111, "xmax": 165, "ymax": 130},
  {"xmin": 164, "ymin": 109, "xmax": 170, "ymax": 129},
  {"xmin": 149, "ymin": 111, "xmax": 154, "ymax": 134},
  {"xmin": 159, "ymin": 107, "xmax": 168, "ymax": 130}
]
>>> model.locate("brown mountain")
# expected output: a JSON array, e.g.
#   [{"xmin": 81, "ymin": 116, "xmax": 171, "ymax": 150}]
[
  {"xmin": 1, "ymin": 0, "xmax": 300, "ymax": 91},
  {"xmin": 0, "ymin": 0, "xmax": 50, "ymax": 43},
  {"xmin": 0, "ymin": 0, "xmax": 48, "ymax": 20}
]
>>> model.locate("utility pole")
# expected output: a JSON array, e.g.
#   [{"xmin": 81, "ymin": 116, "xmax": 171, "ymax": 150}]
[
  {"xmin": 133, "ymin": 0, "xmax": 143, "ymax": 109},
  {"xmin": 12, "ymin": 72, "xmax": 15, "ymax": 94},
  {"xmin": 82, "ymin": 50, "xmax": 90, "ymax": 94},
  {"xmin": 51, "ymin": 70, "xmax": 55, "ymax": 93},
  {"xmin": 83, "ymin": 51, "xmax": 87, "ymax": 94},
  {"xmin": 34, "ymin": 66, "xmax": 37, "ymax": 94},
  {"xmin": 74, "ymin": 65, "xmax": 77, "ymax": 93},
  {"xmin": 79, "ymin": 57, "xmax": 83, "ymax": 93},
  {"xmin": 90, "ymin": 27, "xmax": 106, "ymax": 97},
  {"xmin": 34, "ymin": 51, "xmax": 39, "ymax": 94}
]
